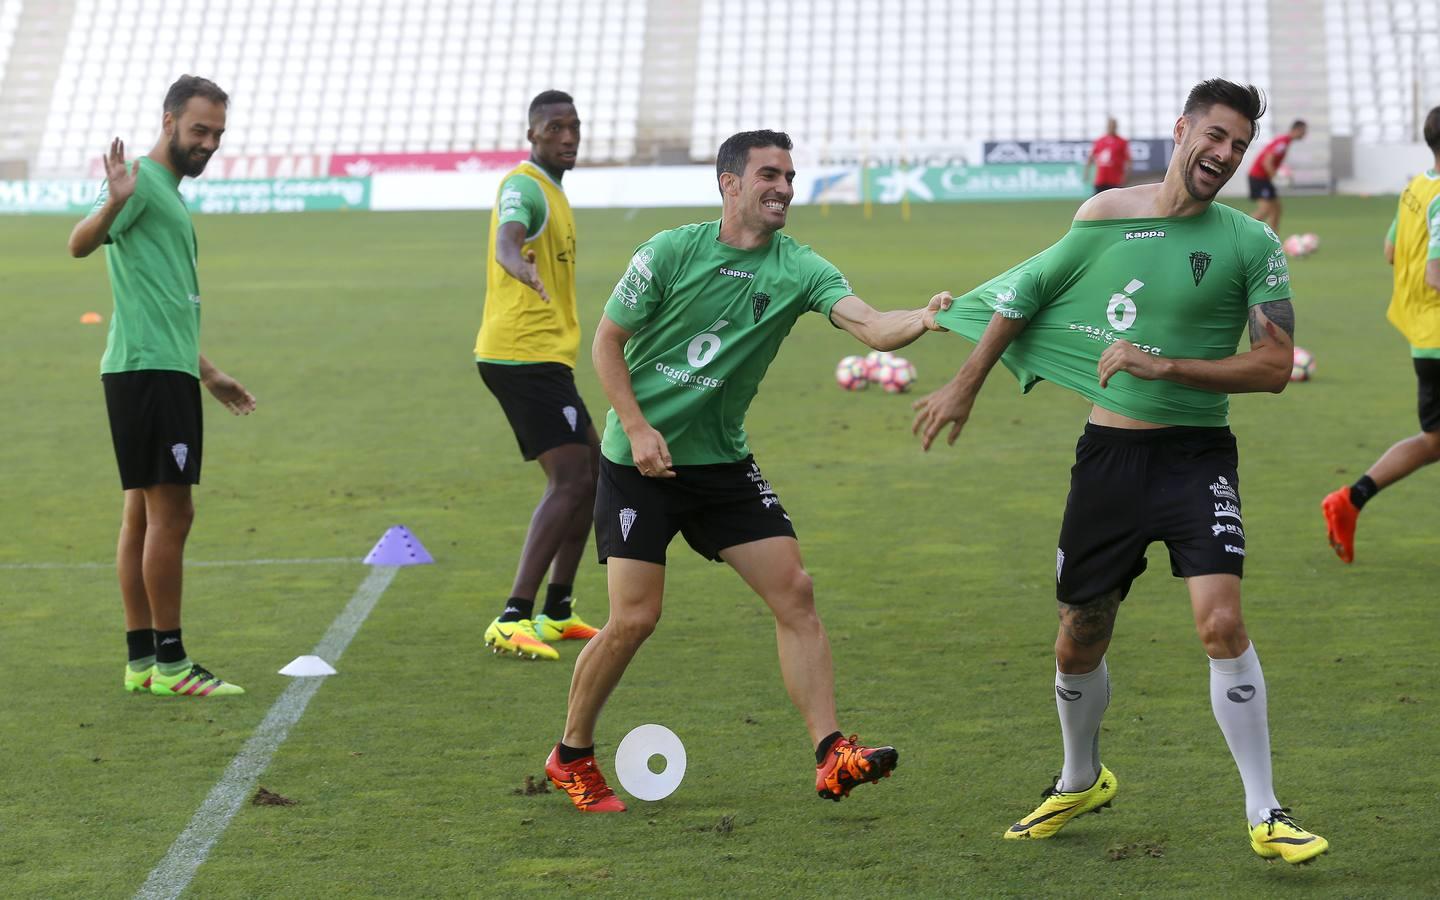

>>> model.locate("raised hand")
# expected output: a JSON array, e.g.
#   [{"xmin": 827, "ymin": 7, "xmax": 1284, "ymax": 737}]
[
  {"xmin": 103, "ymin": 138, "xmax": 140, "ymax": 205},
  {"xmin": 911, "ymin": 377, "xmax": 977, "ymax": 452}
]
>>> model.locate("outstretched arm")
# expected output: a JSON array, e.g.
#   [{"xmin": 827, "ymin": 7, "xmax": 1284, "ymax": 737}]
[
  {"xmin": 1097, "ymin": 299, "xmax": 1294, "ymax": 395},
  {"xmin": 829, "ymin": 292, "xmax": 952, "ymax": 351},
  {"xmin": 911, "ymin": 311, "xmax": 1030, "ymax": 451},
  {"xmin": 494, "ymin": 220, "xmax": 550, "ymax": 301}
]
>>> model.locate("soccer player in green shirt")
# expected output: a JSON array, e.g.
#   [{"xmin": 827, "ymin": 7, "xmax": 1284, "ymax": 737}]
[
  {"xmin": 544, "ymin": 130, "xmax": 952, "ymax": 812},
  {"xmin": 913, "ymin": 80, "xmax": 1328, "ymax": 862},
  {"xmin": 68, "ymin": 75, "xmax": 255, "ymax": 698}
]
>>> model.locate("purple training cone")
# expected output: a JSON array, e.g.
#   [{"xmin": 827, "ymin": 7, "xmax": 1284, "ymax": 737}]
[{"xmin": 363, "ymin": 525, "xmax": 435, "ymax": 566}]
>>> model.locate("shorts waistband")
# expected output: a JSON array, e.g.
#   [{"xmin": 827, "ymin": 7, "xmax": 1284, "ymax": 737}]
[{"xmin": 1082, "ymin": 422, "xmax": 1232, "ymax": 443}]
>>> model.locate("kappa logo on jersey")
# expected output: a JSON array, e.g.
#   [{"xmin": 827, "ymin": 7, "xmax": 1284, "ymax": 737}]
[
  {"xmin": 719, "ymin": 267, "xmax": 754, "ymax": 280},
  {"xmin": 170, "ymin": 443, "xmax": 188, "ymax": 470},
  {"xmin": 751, "ymin": 291, "xmax": 771, "ymax": 323},
  {"xmin": 1124, "ymin": 230, "xmax": 1166, "ymax": 240},
  {"xmin": 619, "ymin": 507, "xmax": 637, "ymax": 541},
  {"xmin": 562, "ymin": 405, "xmax": 578, "ymax": 431},
  {"xmin": 1189, "ymin": 251, "xmax": 1213, "ymax": 286}
]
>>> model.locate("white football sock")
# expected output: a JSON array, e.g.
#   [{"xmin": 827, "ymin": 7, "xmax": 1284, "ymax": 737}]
[
  {"xmin": 1055, "ymin": 657, "xmax": 1109, "ymax": 793},
  {"xmin": 1209, "ymin": 642, "xmax": 1281, "ymax": 824}
]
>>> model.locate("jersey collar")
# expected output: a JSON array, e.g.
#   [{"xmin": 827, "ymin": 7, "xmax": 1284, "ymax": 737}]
[{"xmin": 521, "ymin": 160, "xmax": 565, "ymax": 192}]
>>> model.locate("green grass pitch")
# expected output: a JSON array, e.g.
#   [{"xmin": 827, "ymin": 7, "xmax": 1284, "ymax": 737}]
[{"xmin": 1, "ymin": 196, "xmax": 1437, "ymax": 897}]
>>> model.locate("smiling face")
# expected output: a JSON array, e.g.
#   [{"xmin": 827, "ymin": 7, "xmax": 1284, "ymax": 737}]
[
  {"xmin": 721, "ymin": 145, "xmax": 796, "ymax": 235},
  {"xmin": 164, "ymin": 96, "xmax": 226, "ymax": 177},
  {"xmin": 528, "ymin": 103, "xmax": 581, "ymax": 173},
  {"xmin": 1172, "ymin": 104, "xmax": 1254, "ymax": 202}
]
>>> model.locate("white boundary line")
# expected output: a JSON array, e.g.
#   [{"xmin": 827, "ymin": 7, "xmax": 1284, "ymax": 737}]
[
  {"xmin": 133, "ymin": 565, "xmax": 400, "ymax": 900},
  {"xmin": 1, "ymin": 557, "xmax": 357, "ymax": 571}
]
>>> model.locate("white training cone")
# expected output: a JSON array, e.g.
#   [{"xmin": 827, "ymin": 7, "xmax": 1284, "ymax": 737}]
[
  {"xmin": 279, "ymin": 655, "xmax": 337, "ymax": 677},
  {"xmin": 614, "ymin": 724, "xmax": 686, "ymax": 801}
]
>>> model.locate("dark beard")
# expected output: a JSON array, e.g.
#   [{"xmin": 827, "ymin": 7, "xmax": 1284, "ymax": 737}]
[
  {"xmin": 168, "ymin": 133, "xmax": 210, "ymax": 177},
  {"xmin": 1182, "ymin": 162, "xmax": 1221, "ymax": 202}
]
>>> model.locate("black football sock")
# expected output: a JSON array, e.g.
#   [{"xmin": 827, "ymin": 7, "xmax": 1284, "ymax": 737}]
[
  {"xmin": 815, "ymin": 731, "xmax": 844, "ymax": 765},
  {"xmin": 558, "ymin": 742, "xmax": 594, "ymax": 764},
  {"xmin": 154, "ymin": 628, "xmax": 187, "ymax": 664},
  {"xmin": 542, "ymin": 583, "xmax": 574, "ymax": 619},
  {"xmin": 126, "ymin": 628, "xmax": 156, "ymax": 672},
  {"xmin": 1349, "ymin": 475, "xmax": 1379, "ymax": 510},
  {"xmin": 498, "ymin": 597, "xmax": 533, "ymax": 623}
]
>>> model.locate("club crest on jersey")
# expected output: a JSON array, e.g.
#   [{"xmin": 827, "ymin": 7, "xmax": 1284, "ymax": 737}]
[
  {"xmin": 751, "ymin": 291, "xmax": 771, "ymax": 323},
  {"xmin": 1189, "ymin": 251, "xmax": 1213, "ymax": 286},
  {"xmin": 618, "ymin": 507, "xmax": 637, "ymax": 541}
]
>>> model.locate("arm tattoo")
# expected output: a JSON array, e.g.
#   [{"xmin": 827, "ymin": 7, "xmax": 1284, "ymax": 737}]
[
  {"xmin": 1250, "ymin": 299, "xmax": 1295, "ymax": 344},
  {"xmin": 1057, "ymin": 590, "xmax": 1122, "ymax": 646}
]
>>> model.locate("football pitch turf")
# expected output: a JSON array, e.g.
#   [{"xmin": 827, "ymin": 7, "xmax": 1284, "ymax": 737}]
[{"xmin": 2, "ymin": 195, "xmax": 1437, "ymax": 898}]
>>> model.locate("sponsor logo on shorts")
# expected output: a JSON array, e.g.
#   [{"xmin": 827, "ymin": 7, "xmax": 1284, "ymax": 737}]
[
  {"xmin": 1211, "ymin": 522, "xmax": 1245, "ymax": 538},
  {"xmin": 171, "ymin": 443, "xmax": 188, "ymax": 470},
  {"xmin": 1124, "ymin": 230, "xmax": 1166, "ymax": 240},
  {"xmin": 1213, "ymin": 501, "xmax": 1242, "ymax": 521},
  {"xmin": 1226, "ymin": 684, "xmax": 1257, "ymax": 703},
  {"xmin": 1056, "ymin": 548, "xmax": 1065, "ymax": 581},
  {"xmin": 618, "ymin": 507, "xmax": 637, "ymax": 542},
  {"xmin": 1224, "ymin": 544, "xmax": 1246, "ymax": 556},
  {"xmin": 747, "ymin": 462, "xmax": 779, "ymax": 508},
  {"xmin": 1055, "ymin": 686, "xmax": 1082, "ymax": 701},
  {"xmin": 562, "ymin": 405, "xmax": 578, "ymax": 431},
  {"xmin": 1209, "ymin": 476, "xmax": 1238, "ymax": 501}
]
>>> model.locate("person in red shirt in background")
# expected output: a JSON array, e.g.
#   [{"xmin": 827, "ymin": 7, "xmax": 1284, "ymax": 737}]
[
  {"xmin": 1084, "ymin": 118, "xmax": 1131, "ymax": 194},
  {"xmin": 1248, "ymin": 119, "xmax": 1307, "ymax": 232}
]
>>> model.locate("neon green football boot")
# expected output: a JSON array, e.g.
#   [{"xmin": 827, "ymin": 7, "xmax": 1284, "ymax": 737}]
[
  {"xmin": 1250, "ymin": 808, "xmax": 1329, "ymax": 864},
  {"xmin": 124, "ymin": 664, "xmax": 154, "ymax": 693},
  {"xmin": 150, "ymin": 662, "xmax": 246, "ymax": 697},
  {"xmin": 484, "ymin": 617, "xmax": 559, "ymax": 660},
  {"xmin": 1004, "ymin": 765, "xmax": 1118, "ymax": 839}
]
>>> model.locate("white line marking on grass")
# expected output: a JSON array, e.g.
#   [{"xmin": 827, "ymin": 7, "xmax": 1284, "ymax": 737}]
[
  {"xmin": 133, "ymin": 565, "xmax": 399, "ymax": 900},
  {"xmin": 0, "ymin": 557, "xmax": 356, "ymax": 571}
]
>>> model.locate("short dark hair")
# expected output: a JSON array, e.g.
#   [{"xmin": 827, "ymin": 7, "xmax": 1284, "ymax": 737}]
[
  {"xmin": 1182, "ymin": 79, "xmax": 1266, "ymax": 139},
  {"xmin": 163, "ymin": 75, "xmax": 228, "ymax": 117},
  {"xmin": 1291, "ymin": 119, "xmax": 1308, "ymax": 131},
  {"xmin": 1424, "ymin": 107, "xmax": 1440, "ymax": 153},
  {"xmin": 529, "ymin": 90, "xmax": 574, "ymax": 124},
  {"xmin": 715, "ymin": 130, "xmax": 793, "ymax": 193}
]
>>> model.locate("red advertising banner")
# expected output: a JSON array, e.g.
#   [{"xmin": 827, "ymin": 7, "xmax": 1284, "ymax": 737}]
[{"xmin": 327, "ymin": 151, "xmax": 527, "ymax": 177}]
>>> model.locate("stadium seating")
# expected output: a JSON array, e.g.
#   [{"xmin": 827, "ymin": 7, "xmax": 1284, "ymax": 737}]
[
  {"xmin": 690, "ymin": 0, "xmax": 1272, "ymax": 161},
  {"xmin": 1324, "ymin": 0, "xmax": 1440, "ymax": 143},
  {"xmin": 0, "ymin": 0, "xmax": 20, "ymax": 96},
  {"xmin": 32, "ymin": 0, "xmax": 646, "ymax": 175}
]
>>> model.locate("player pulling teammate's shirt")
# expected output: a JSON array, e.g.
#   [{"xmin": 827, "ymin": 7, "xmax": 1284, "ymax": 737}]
[
  {"xmin": 934, "ymin": 202, "xmax": 1290, "ymax": 427},
  {"xmin": 601, "ymin": 221, "xmax": 853, "ymax": 465},
  {"xmin": 92, "ymin": 157, "xmax": 201, "ymax": 377},
  {"xmin": 1386, "ymin": 169, "xmax": 1440, "ymax": 359},
  {"xmin": 475, "ymin": 161, "xmax": 579, "ymax": 366}
]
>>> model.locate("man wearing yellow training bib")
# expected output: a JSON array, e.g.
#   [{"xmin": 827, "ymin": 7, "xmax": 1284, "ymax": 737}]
[
  {"xmin": 475, "ymin": 91, "xmax": 600, "ymax": 660},
  {"xmin": 1323, "ymin": 106, "xmax": 1440, "ymax": 563}
]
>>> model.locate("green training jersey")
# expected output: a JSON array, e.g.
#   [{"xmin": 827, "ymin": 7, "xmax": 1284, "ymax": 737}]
[
  {"xmin": 935, "ymin": 202, "xmax": 1290, "ymax": 427},
  {"xmin": 601, "ymin": 220, "xmax": 854, "ymax": 465},
  {"xmin": 94, "ymin": 156, "xmax": 202, "ymax": 377}
]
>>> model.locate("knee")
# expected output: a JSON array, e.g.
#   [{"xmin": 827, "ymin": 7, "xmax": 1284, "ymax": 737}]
[
  {"xmin": 550, "ymin": 464, "xmax": 596, "ymax": 506},
  {"xmin": 771, "ymin": 569, "xmax": 818, "ymax": 626},
  {"xmin": 608, "ymin": 606, "xmax": 659, "ymax": 645},
  {"xmin": 1421, "ymin": 431, "xmax": 1440, "ymax": 461},
  {"xmin": 1054, "ymin": 634, "xmax": 1104, "ymax": 673},
  {"xmin": 1195, "ymin": 607, "xmax": 1247, "ymax": 656}
]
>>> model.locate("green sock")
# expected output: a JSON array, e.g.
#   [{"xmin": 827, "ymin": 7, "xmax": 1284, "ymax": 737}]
[
  {"xmin": 128, "ymin": 655, "xmax": 156, "ymax": 674},
  {"xmin": 157, "ymin": 656, "xmax": 192, "ymax": 677}
]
